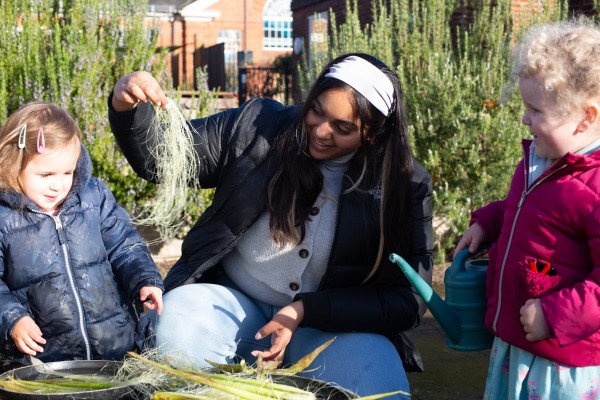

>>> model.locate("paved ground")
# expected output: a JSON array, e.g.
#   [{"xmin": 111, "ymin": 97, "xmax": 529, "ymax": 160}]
[
  {"xmin": 151, "ymin": 241, "xmax": 490, "ymax": 400},
  {"xmin": 406, "ymin": 263, "xmax": 489, "ymax": 400},
  {"xmin": 407, "ymin": 312, "xmax": 489, "ymax": 400}
]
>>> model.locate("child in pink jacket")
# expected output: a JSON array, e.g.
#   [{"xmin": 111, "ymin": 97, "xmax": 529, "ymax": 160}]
[{"xmin": 454, "ymin": 21, "xmax": 600, "ymax": 399}]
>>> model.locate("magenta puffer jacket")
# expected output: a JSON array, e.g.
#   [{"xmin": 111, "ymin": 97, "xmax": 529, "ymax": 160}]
[{"xmin": 471, "ymin": 139, "xmax": 600, "ymax": 367}]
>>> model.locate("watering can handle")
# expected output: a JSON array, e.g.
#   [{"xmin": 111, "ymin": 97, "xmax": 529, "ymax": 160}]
[{"xmin": 449, "ymin": 245, "xmax": 490, "ymax": 279}]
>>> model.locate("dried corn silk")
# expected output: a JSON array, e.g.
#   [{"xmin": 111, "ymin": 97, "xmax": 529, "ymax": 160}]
[{"xmin": 135, "ymin": 99, "xmax": 199, "ymax": 239}]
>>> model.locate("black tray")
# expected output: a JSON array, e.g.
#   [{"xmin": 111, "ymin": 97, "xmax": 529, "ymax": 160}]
[
  {"xmin": 271, "ymin": 374, "xmax": 356, "ymax": 399},
  {"xmin": 0, "ymin": 360, "xmax": 138, "ymax": 400},
  {"xmin": 0, "ymin": 360, "xmax": 356, "ymax": 400}
]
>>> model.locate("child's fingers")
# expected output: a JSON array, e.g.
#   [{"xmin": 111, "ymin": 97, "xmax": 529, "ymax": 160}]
[
  {"xmin": 16, "ymin": 337, "xmax": 44, "ymax": 356},
  {"xmin": 453, "ymin": 236, "xmax": 470, "ymax": 258},
  {"xmin": 153, "ymin": 294, "xmax": 163, "ymax": 315},
  {"xmin": 28, "ymin": 337, "xmax": 45, "ymax": 353},
  {"xmin": 30, "ymin": 323, "xmax": 44, "ymax": 340},
  {"xmin": 30, "ymin": 331, "xmax": 46, "ymax": 345},
  {"xmin": 143, "ymin": 295, "xmax": 163, "ymax": 315},
  {"xmin": 140, "ymin": 288, "xmax": 164, "ymax": 315},
  {"xmin": 468, "ymin": 238, "xmax": 482, "ymax": 253},
  {"xmin": 15, "ymin": 341, "xmax": 36, "ymax": 356}
]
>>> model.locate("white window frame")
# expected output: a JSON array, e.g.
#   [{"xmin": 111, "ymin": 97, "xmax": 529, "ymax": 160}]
[{"xmin": 263, "ymin": 15, "xmax": 293, "ymax": 51}]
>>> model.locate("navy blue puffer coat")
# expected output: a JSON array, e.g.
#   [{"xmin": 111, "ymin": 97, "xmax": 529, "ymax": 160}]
[{"xmin": 0, "ymin": 146, "xmax": 164, "ymax": 367}]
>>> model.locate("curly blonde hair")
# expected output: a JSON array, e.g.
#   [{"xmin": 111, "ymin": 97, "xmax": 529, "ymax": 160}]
[
  {"xmin": 0, "ymin": 101, "xmax": 81, "ymax": 192},
  {"xmin": 512, "ymin": 20, "xmax": 600, "ymax": 115}
]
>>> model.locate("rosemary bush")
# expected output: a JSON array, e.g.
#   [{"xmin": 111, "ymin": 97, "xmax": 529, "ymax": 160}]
[
  {"xmin": 0, "ymin": 0, "xmax": 216, "ymax": 238},
  {"xmin": 299, "ymin": 0, "xmax": 572, "ymax": 261}
]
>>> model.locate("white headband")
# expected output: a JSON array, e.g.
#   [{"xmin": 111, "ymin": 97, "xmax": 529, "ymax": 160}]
[{"xmin": 324, "ymin": 56, "xmax": 395, "ymax": 116}]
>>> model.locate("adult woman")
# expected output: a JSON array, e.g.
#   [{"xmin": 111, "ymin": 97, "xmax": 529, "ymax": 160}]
[{"xmin": 108, "ymin": 53, "xmax": 433, "ymax": 398}]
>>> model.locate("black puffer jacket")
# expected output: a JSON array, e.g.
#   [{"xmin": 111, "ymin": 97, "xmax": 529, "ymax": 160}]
[
  {"xmin": 0, "ymin": 146, "xmax": 164, "ymax": 367},
  {"xmin": 109, "ymin": 97, "xmax": 434, "ymax": 371}
]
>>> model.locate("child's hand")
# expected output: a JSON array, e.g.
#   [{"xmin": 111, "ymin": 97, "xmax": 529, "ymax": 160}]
[
  {"xmin": 520, "ymin": 298, "xmax": 550, "ymax": 341},
  {"xmin": 140, "ymin": 286, "xmax": 164, "ymax": 315},
  {"xmin": 453, "ymin": 223, "xmax": 485, "ymax": 258},
  {"xmin": 11, "ymin": 316, "xmax": 46, "ymax": 356}
]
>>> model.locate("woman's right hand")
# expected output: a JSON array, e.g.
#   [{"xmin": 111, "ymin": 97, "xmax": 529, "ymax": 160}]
[
  {"xmin": 11, "ymin": 316, "xmax": 46, "ymax": 356},
  {"xmin": 112, "ymin": 71, "xmax": 169, "ymax": 112},
  {"xmin": 453, "ymin": 223, "xmax": 485, "ymax": 258},
  {"xmin": 251, "ymin": 300, "xmax": 304, "ymax": 366}
]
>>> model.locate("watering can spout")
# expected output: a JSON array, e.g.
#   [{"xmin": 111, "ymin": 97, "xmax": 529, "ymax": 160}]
[{"xmin": 389, "ymin": 253, "xmax": 462, "ymax": 345}]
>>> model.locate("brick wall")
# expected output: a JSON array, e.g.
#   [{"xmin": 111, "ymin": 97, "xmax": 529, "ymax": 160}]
[
  {"xmin": 291, "ymin": 0, "xmax": 374, "ymax": 47},
  {"xmin": 151, "ymin": 0, "xmax": 291, "ymax": 89},
  {"xmin": 293, "ymin": 0, "xmax": 597, "ymax": 57},
  {"xmin": 449, "ymin": 0, "xmax": 598, "ymax": 40},
  {"xmin": 510, "ymin": 0, "xmax": 596, "ymax": 32},
  {"xmin": 566, "ymin": 0, "xmax": 596, "ymax": 15}
]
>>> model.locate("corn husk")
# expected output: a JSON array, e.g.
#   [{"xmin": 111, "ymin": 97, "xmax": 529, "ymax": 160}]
[
  {"xmin": 0, "ymin": 338, "xmax": 410, "ymax": 399},
  {"xmin": 0, "ymin": 374, "xmax": 125, "ymax": 394},
  {"xmin": 127, "ymin": 351, "xmax": 316, "ymax": 400}
]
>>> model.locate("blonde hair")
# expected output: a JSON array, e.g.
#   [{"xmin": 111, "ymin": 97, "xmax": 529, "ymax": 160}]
[
  {"xmin": 0, "ymin": 101, "xmax": 82, "ymax": 192},
  {"xmin": 512, "ymin": 20, "xmax": 600, "ymax": 115}
]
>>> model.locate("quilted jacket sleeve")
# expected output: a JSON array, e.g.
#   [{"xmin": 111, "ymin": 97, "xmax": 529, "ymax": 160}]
[
  {"xmin": 0, "ymin": 246, "xmax": 29, "ymax": 341},
  {"xmin": 541, "ymin": 203, "xmax": 600, "ymax": 345},
  {"xmin": 469, "ymin": 160, "xmax": 525, "ymax": 243},
  {"xmin": 94, "ymin": 178, "xmax": 164, "ymax": 302},
  {"xmin": 470, "ymin": 200, "xmax": 506, "ymax": 244}
]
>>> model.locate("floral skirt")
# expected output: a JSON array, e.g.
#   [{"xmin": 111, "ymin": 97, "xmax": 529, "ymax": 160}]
[{"xmin": 484, "ymin": 337, "xmax": 600, "ymax": 400}]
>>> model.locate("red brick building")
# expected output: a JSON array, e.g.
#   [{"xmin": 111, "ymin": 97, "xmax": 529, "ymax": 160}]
[{"xmin": 147, "ymin": 0, "xmax": 293, "ymax": 91}]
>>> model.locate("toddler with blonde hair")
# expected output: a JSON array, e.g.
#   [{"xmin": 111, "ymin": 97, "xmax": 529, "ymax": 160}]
[
  {"xmin": 0, "ymin": 101, "xmax": 163, "ymax": 369},
  {"xmin": 455, "ymin": 20, "xmax": 600, "ymax": 399}
]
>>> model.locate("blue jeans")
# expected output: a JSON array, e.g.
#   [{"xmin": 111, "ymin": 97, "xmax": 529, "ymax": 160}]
[{"xmin": 155, "ymin": 283, "xmax": 410, "ymax": 399}]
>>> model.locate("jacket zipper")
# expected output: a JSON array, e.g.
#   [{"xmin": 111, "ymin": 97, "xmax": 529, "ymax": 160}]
[
  {"xmin": 51, "ymin": 214, "xmax": 92, "ymax": 359},
  {"xmin": 492, "ymin": 162, "xmax": 567, "ymax": 332}
]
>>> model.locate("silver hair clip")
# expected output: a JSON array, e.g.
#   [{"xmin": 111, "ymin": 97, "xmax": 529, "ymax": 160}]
[{"xmin": 18, "ymin": 124, "xmax": 27, "ymax": 149}]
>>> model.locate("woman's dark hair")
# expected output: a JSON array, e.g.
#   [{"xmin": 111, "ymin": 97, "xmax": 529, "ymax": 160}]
[{"xmin": 267, "ymin": 53, "xmax": 414, "ymax": 277}]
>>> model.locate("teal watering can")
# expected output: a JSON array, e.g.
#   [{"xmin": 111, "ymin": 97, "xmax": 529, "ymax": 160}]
[{"xmin": 390, "ymin": 248, "xmax": 493, "ymax": 351}]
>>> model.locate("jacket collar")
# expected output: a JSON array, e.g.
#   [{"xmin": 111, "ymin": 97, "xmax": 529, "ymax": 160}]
[{"xmin": 521, "ymin": 138, "xmax": 600, "ymax": 170}]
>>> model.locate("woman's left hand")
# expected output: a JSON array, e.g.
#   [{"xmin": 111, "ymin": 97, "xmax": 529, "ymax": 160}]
[
  {"xmin": 252, "ymin": 300, "xmax": 304, "ymax": 365},
  {"xmin": 520, "ymin": 298, "xmax": 549, "ymax": 341}
]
